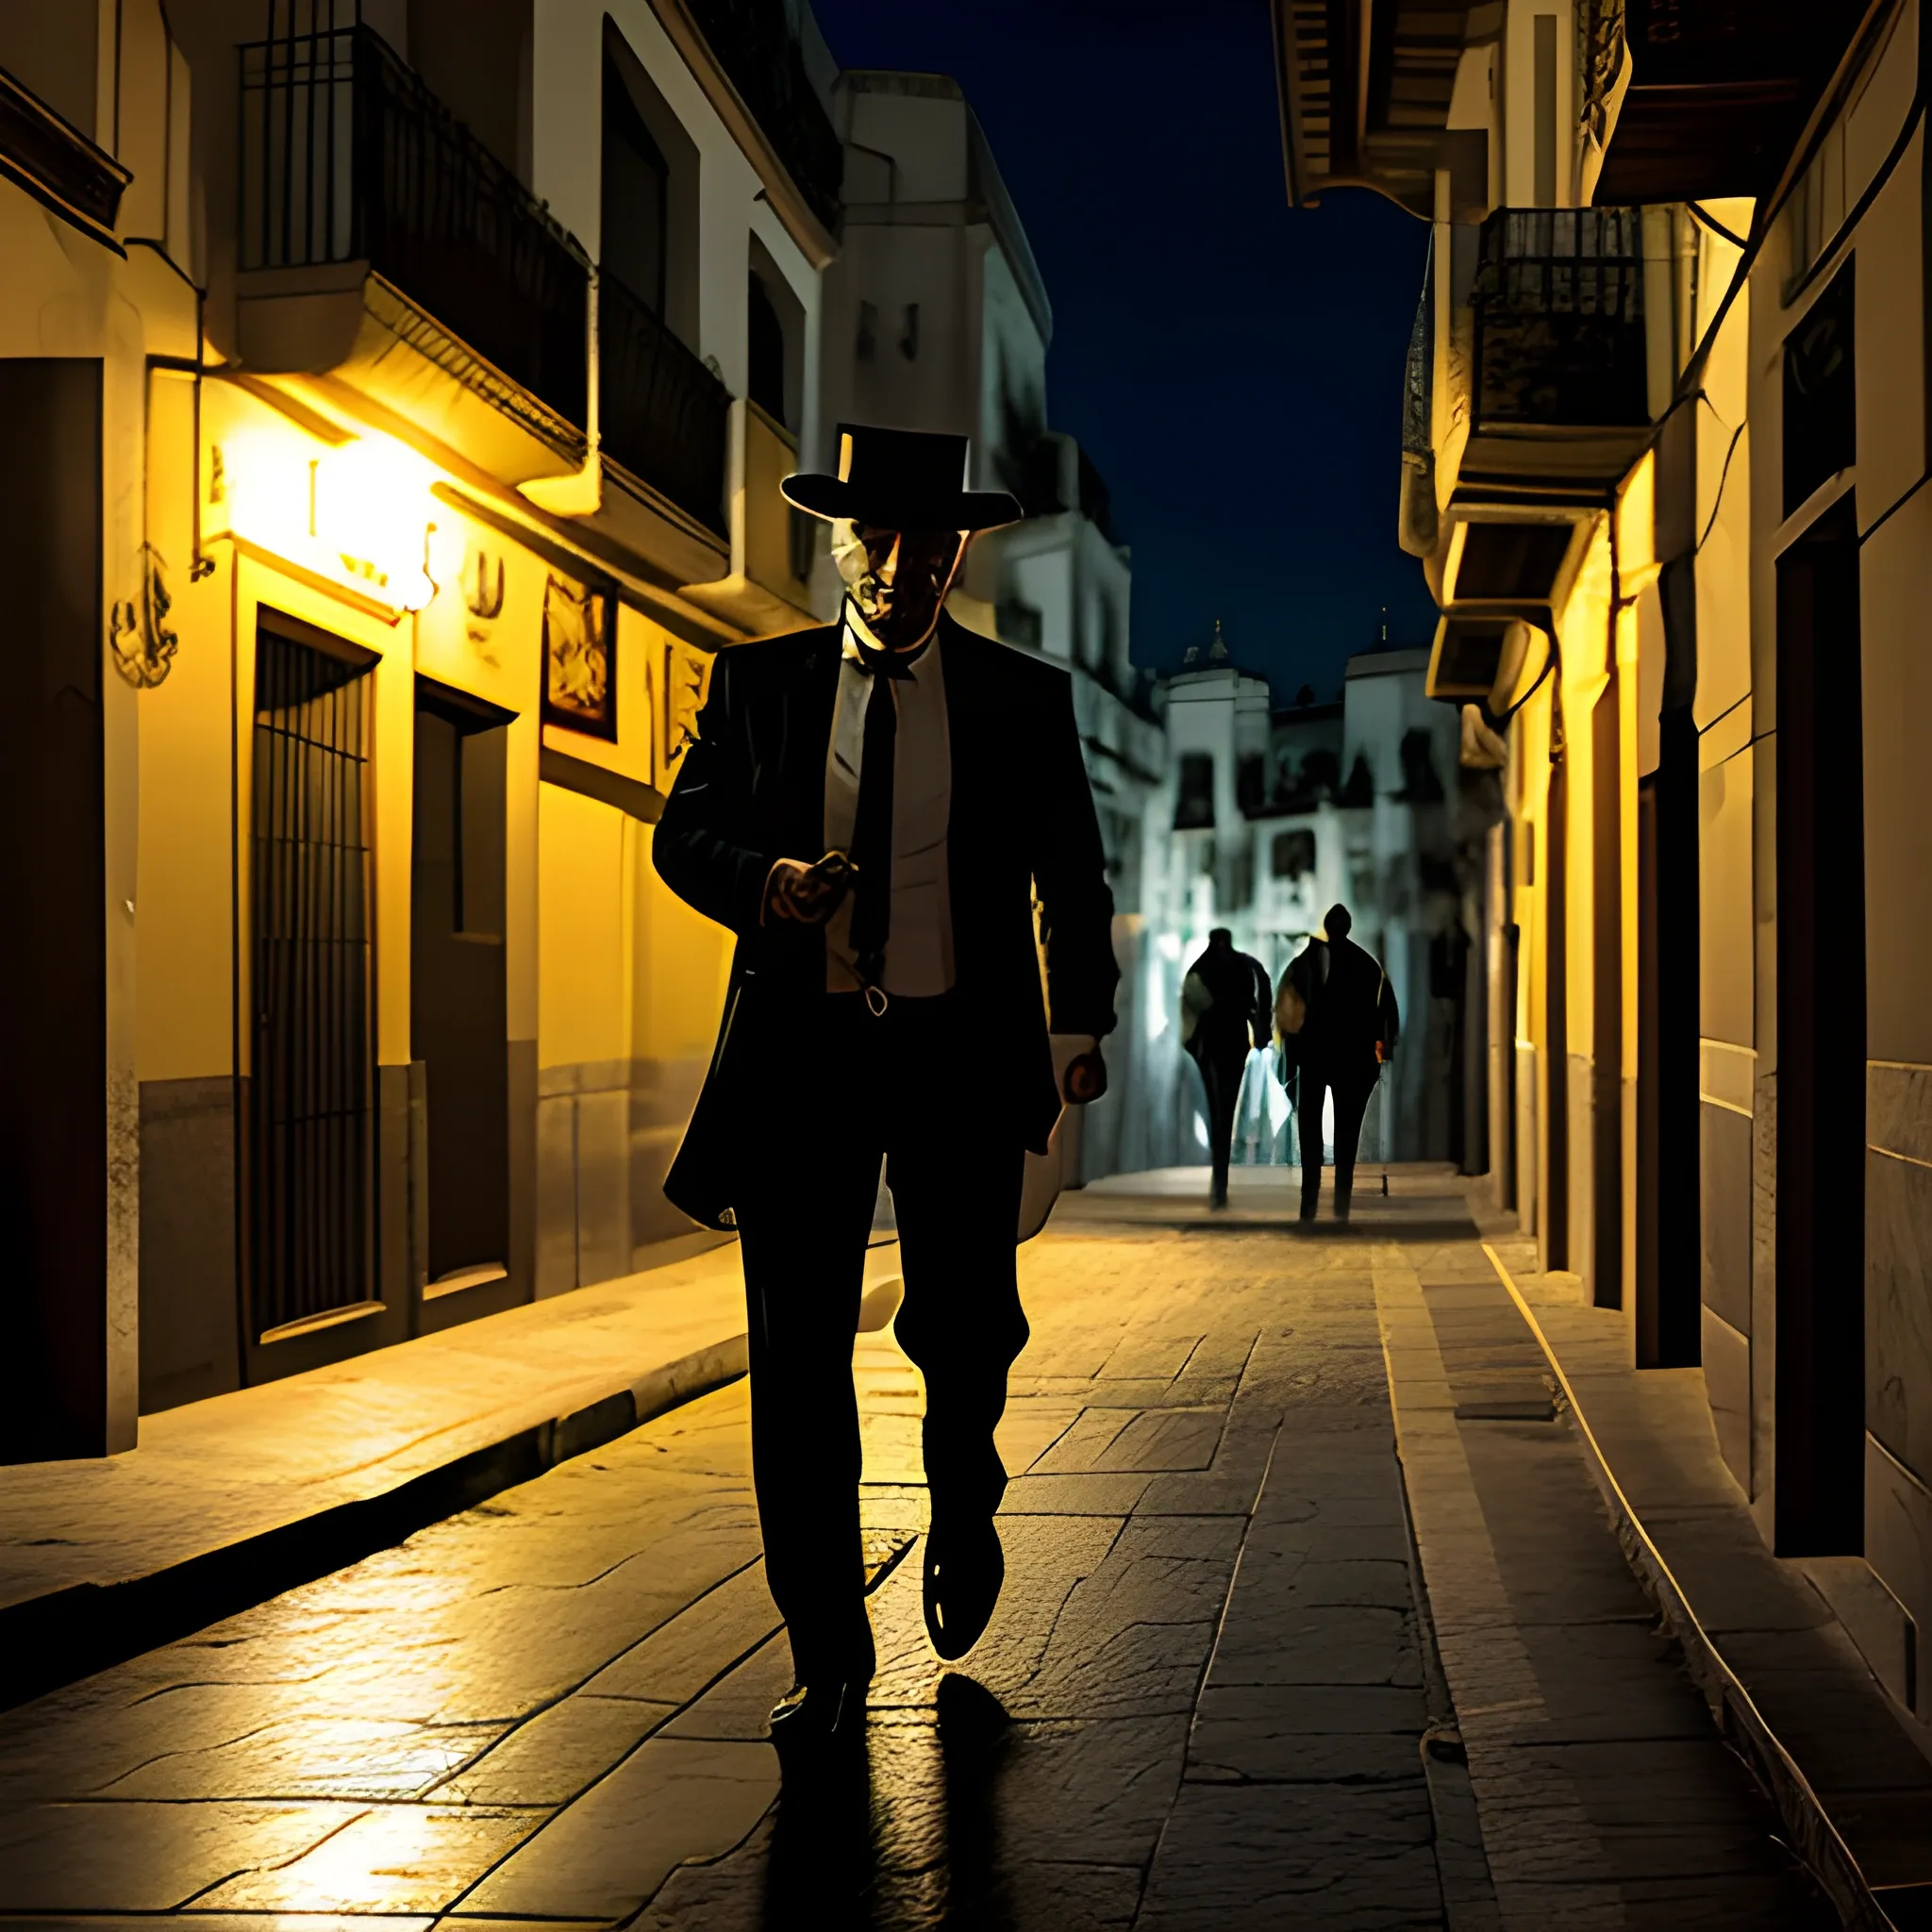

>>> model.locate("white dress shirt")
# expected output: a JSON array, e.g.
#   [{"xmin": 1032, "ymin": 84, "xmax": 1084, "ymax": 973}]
[{"xmin": 822, "ymin": 622, "xmax": 955, "ymax": 996}]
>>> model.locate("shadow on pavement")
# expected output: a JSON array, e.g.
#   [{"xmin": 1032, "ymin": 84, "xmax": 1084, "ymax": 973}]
[{"xmin": 758, "ymin": 1674, "xmax": 1014, "ymax": 1929}]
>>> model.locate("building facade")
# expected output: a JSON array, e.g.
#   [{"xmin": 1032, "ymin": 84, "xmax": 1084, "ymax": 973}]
[
  {"xmin": 0, "ymin": 0, "xmax": 841, "ymax": 1452},
  {"xmin": 1274, "ymin": 0, "xmax": 1932, "ymax": 1730}
]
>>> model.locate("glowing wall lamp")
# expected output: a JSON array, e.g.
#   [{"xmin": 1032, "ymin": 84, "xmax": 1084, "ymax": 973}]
[{"xmin": 220, "ymin": 425, "xmax": 449, "ymax": 616}]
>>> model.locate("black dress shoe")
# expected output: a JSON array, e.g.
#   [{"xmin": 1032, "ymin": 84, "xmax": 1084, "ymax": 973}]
[
  {"xmin": 923, "ymin": 1516, "xmax": 1004, "ymax": 1661},
  {"xmin": 768, "ymin": 1676, "xmax": 867, "ymax": 1748}
]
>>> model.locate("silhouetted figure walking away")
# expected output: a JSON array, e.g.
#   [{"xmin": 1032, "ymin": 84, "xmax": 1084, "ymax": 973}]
[
  {"xmin": 1285, "ymin": 905, "xmax": 1399, "ymax": 1223},
  {"xmin": 1181, "ymin": 928, "xmax": 1272, "ymax": 1208}
]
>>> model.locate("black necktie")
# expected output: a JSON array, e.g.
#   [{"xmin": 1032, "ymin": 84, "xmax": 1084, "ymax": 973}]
[{"xmin": 846, "ymin": 653, "xmax": 902, "ymax": 987}]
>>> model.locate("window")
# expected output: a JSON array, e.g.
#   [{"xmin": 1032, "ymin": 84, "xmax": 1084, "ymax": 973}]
[
  {"xmin": 602, "ymin": 56, "xmax": 668, "ymax": 312},
  {"xmin": 1236, "ymin": 754, "xmax": 1266, "ymax": 815},
  {"xmin": 1174, "ymin": 753, "xmax": 1214, "ymax": 830},
  {"xmin": 748, "ymin": 272, "xmax": 786, "ymax": 422},
  {"xmin": 1783, "ymin": 260, "xmax": 1855, "ymax": 519},
  {"xmin": 1273, "ymin": 829, "xmax": 1316, "ymax": 880}
]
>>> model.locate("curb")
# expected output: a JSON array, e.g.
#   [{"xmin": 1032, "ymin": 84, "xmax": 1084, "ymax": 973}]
[
  {"xmin": 0, "ymin": 1335, "xmax": 749, "ymax": 1715},
  {"xmin": 1480, "ymin": 1243, "xmax": 1894, "ymax": 1932}
]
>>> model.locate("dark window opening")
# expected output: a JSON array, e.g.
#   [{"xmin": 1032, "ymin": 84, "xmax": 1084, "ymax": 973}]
[
  {"xmin": 1398, "ymin": 728, "xmax": 1445, "ymax": 804},
  {"xmin": 1783, "ymin": 259, "xmax": 1855, "ymax": 519},
  {"xmin": 602, "ymin": 56, "xmax": 668, "ymax": 313},
  {"xmin": 1236, "ymin": 753, "xmax": 1267, "ymax": 815},
  {"xmin": 1339, "ymin": 752, "xmax": 1376, "ymax": 808},
  {"xmin": 748, "ymin": 271, "xmax": 786, "ymax": 422},
  {"xmin": 1273, "ymin": 829, "xmax": 1316, "ymax": 880},
  {"xmin": 1175, "ymin": 752, "xmax": 1214, "ymax": 830}
]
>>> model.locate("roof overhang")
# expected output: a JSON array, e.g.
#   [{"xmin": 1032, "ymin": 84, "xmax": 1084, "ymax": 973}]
[{"xmin": 1271, "ymin": 0, "xmax": 1481, "ymax": 217}]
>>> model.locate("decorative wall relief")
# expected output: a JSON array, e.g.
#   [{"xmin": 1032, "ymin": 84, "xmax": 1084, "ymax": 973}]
[
  {"xmin": 463, "ymin": 543, "xmax": 507, "ymax": 664},
  {"xmin": 541, "ymin": 574, "xmax": 615, "ymax": 739},
  {"xmin": 662, "ymin": 638, "xmax": 711, "ymax": 780},
  {"xmin": 108, "ymin": 544, "xmax": 180, "ymax": 689},
  {"xmin": 464, "ymin": 545, "xmax": 506, "ymax": 623}
]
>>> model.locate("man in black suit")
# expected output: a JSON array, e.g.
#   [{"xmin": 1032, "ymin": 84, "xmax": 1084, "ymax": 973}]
[
  {"xmin": 1286, "ymin": 904, "xmax": 1399, "ymax": 1223},
  {"xmin": 653, "ymin": 425, "xmax": 1118, "ymax": 1747},
  {"xmin": 1180, "ymin": 928, "xmax": 1272, "ymax": 1208}
]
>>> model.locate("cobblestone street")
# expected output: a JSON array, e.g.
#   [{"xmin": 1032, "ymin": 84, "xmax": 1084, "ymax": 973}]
[{"xmin": 0, "ymin": 1176, "xmax": 1831, "ymax": 1927}]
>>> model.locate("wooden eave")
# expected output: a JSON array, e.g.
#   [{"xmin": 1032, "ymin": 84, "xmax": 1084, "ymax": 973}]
[{"xmin": 1272, "ymin": 0, "xmax": 1475, "ymax": 217}]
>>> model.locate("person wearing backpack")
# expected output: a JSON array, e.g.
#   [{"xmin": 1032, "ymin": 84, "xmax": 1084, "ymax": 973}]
[{"xmin": 1281, "ymin": 905, "xmax": 1399, "ymax": 1223}]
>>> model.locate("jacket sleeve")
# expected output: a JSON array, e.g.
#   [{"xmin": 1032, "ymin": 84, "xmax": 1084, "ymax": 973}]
[
  {"xmin": 1379, "ymin": 973, "xmax": 1402, "ymax": 1058},
  {"xmin": 651, "ymin": 653, "xmax": 774, "ymax": 937},
  {"xmin": 1032, "ymin": 667, "xmax": 1120, "ymax": 1039},
  {"xmin": 1252, "ymin": 961, "xmax": 1274, "ymax": 1052}
]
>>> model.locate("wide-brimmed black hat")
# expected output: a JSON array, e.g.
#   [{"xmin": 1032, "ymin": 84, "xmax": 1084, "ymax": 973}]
[{"xmin": 781, "ymin": 423, "xmax": 1021, "ymax": 531}]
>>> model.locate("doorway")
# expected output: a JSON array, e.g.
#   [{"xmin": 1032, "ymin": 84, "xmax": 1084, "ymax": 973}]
[
  {"xmin": 1774, "ymin": 494, "xmax": 1865, "ymax": 1553},
  {"xmin": 411, "ymin": 681, "xmax": 512, "ymax": 1295},
  {"xmin": 247, "ymin": 621, "xmax": 378, "ymax": 1347},
  {"xmin": 1542, "ymin": 758, "xmax": 1570, "ymax": 1272}
]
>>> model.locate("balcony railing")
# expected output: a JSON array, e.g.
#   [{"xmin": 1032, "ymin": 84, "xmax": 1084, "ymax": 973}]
[
  {"xmin": 1471, "ymin": 208, "xmax": 1649, "ymax": 433},
  {"xmin": 598, "ymin": 275, "xmax": 730, "ymax": 538},
  {"xmin": 240, "ymin": 24, "xmax": 591, "ymax": 428},
  {"xmin": 683, "ymin": 0, "xmax": 842, "ymax": 232}
]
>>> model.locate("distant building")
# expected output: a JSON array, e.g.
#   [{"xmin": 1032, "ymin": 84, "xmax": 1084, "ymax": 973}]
[{"xmin": 1130, "ymin": 630, "xmax": 1490, "ymax": 1174}]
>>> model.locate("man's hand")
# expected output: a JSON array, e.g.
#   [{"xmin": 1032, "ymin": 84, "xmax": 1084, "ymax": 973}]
[
  {"xmin": 1057, "ymin": 1035, "xmax": 1107, "ymax": 1105},
  {"xmin": 762, "ymin": 855, "xmax": 846, "ymax": 926}
]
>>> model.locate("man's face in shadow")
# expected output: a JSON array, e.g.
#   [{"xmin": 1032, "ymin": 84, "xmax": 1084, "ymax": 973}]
[{"xmin": 838, "ymin": 521, "xmax": 965, "ymax": 651}]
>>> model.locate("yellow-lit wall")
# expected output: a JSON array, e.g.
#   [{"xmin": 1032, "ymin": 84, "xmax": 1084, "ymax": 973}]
[
  {"xmin": 534, "ymin": 609, "xmax": 731, "ymax": 1291},
  {"xmin": 1552, "ymin": 517, "xmax": 1612, "ymax": 1292}
]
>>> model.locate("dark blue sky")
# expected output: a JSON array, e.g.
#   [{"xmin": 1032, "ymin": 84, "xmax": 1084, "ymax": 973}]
[{"xmin": 809, "ymin": 0, "xmax": 1440, "ymax": 703}]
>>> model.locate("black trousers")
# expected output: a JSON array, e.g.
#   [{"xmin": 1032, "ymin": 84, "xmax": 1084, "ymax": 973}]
[
  {"xmin": 1296, "ymin": 1066, "xmax": 1376, "ymax": 1218},
  {"xmin": 1195, "ymin": 1050, "xmax": 1246, "ymax": 1204},
  {"xmin": 734, "ymin": 991, "xmax": 1027, "ymax": 1684}
]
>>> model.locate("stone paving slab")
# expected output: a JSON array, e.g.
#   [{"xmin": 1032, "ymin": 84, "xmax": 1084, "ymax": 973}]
[
  {"xmin": 1481, "ymin": 1228, "xmax": 1932, "ymax": 1916},
  {"xmin": 0, "ymin": 1169, "xmax": 1837, "ymax": 1926},
  {"xmin": 1374, "ymin": 1240, "xmax": 1837, "ymax": 1928},
  {"xmin": 0, "ymin": 1238, "xmax": 889, "ymax": 1710}
]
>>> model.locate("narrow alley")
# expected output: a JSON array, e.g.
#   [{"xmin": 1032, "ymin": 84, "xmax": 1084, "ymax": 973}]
[{"xmin": 0, "ymin": 1174, "xmax": 1826, "ymax": 1927}]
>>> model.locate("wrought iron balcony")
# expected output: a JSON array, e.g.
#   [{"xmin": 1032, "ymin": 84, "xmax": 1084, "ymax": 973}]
[
  {"xmin": 598, "ymin": 275, "xmax": 730, "ymax": 538},
  {"xmin": 683, "ymin": 0, "xmax": 842, "ymax": 232},
  {"xmin": 1471, "ymin": 208, "xmax": 1649, "ymax": 437},
  {"xmin": 239, "ymin": 24, "xmax": 591, "ymax": 430}
]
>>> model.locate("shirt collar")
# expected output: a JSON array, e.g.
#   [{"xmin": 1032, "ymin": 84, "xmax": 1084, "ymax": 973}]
[{"xmin": 841, "ymin": 606, "xmax": 937, "ymax": 676}]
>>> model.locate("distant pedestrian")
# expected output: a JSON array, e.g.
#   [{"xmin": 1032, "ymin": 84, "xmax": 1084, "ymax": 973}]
[
  {"xmin": 1180, "ymin": 928, "xmax": 1273, "ymax": 1208},
  {"xmin": 1283, "ymin": 905, "xmax": 1399, "ymax": 1223}
]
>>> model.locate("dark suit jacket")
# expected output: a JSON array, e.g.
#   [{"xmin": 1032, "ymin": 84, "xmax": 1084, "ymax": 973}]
[
  {"xmin": 653, "ymin": 612, "xmax": 1119, "ymax": 1227},
  {"xmin": 1182, "ymin": 942, "xmax": 1273, "ymax": 1066},
  {"xmin": 1288, "ymin": 935, "xmax": 1400, "ymax": 1082}
]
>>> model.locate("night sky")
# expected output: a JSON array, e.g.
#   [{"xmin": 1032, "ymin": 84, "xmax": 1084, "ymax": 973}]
[{"xmin": 808, "ymin": 0, "xmax": 1441, "ymax": 706}]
